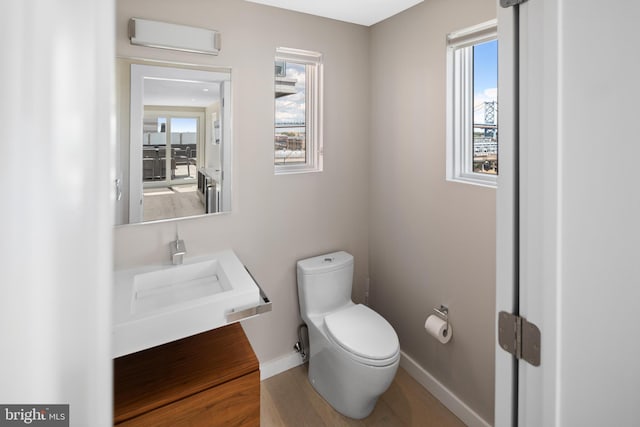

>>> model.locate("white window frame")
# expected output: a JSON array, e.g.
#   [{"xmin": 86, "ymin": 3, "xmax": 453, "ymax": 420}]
[
  {"xmin": 274, "ymin": 47, "xmax": 324, "ymax": 175},
  {"xmin": 446, "ymin": 20, "xmax": 498, "ymax": 188}
]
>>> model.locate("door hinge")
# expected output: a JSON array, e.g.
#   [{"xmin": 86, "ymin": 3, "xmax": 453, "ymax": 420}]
[
  {"xmin": 500, "ymin": 0, "xmax": 528, "ymax": 8},
  {"xmin": 498, "ymin": 311, "xmax": 541, "ymax": 366}
]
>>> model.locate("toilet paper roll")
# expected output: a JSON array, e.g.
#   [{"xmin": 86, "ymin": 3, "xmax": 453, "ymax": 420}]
[{"xmin": 424, "ymin": 315, "xmax": 452, "ymax": 344}]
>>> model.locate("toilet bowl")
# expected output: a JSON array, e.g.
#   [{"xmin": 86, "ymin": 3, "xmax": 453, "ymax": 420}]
[{"xmin": 297, "ymin": 251, "xmax": 400, "ymax": 419}]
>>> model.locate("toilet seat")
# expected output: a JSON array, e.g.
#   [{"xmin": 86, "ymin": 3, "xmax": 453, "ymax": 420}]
[{"xmin": 324, "ymin": 304, "xmax": 399, "ymax": 367}]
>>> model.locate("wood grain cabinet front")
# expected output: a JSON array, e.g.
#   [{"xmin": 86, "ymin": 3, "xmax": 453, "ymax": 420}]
[{"xmin": 114, "ymin": 323, "xmax": 260, "ymax": 427}]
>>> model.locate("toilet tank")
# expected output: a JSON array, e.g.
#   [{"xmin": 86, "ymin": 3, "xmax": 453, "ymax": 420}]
[{"xmin": 297, "ymin": 251, "xmax": 354, "ymax": 320}]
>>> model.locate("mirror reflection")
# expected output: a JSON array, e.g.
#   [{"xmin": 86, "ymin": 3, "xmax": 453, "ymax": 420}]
[{"xmin": 115, "ymin": 60, "xmax": 232, "ymax": 225}]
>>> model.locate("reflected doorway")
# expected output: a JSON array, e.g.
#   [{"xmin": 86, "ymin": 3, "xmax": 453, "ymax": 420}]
[{"xmin": 142, "ymin": 112, "xmax": 204, "ymax": 222}]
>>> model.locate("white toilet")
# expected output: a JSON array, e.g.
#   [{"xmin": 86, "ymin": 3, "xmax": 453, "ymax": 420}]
[{"xmin": 296, "ymin": 251, "xmax": 400, "ymax": 419}]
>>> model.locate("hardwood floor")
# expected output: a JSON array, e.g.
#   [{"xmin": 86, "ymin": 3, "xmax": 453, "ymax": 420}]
[
  {"xmin": 261, "ymin": 364, "xmax": 465, "ymax": 427},
  {"xmin": 143, "ymin": 184, "xmax": 204, "ymax": 221}
]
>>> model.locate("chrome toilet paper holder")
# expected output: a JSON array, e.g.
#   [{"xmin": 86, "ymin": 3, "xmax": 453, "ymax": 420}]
[{"xmin": 433, "ymin": 305, "xmax": 449, "ymax": 333}]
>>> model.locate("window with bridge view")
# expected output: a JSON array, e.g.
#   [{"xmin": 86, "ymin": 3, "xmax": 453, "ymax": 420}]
[
  {"xmin": 274, "ymin": 48, "xmax": 323, "ymax": 174},
  {"xmin": 446, "ymin": 20, "xmax": 498, "ymax": 187},
  {"xmin": 473, "ymin": 40, "xmax": 498, "ymax": 175}
]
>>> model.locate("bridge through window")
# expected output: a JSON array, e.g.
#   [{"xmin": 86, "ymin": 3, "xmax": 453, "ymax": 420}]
[
  {"xmin": 472, "ymin": 39, "xmax": 498, "ymax": 175},
  {"xmin": 446, "ymin": 20, "xmax": 498, "ymax": 188}
]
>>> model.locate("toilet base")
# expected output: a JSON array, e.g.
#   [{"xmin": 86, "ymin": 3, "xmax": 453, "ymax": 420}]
[{"xmin": 307, "ymin": 328, "xmax": 399, "ymax": 419}]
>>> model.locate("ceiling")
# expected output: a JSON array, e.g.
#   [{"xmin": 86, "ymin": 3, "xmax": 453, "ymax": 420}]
[
  {"xmin": 144, "ymin": 78, "xmax": 221, "ymax": 108},
  {"xmin": 244, "ymin": 0, "xmax": 424, "ymax": 27}
]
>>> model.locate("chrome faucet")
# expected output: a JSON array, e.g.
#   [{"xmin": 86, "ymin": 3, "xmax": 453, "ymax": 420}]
[{"xmin": 170, "ymin": 238, "xmax": 187, "ymax": 265}]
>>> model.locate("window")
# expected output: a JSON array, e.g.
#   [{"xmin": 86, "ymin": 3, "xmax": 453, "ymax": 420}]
[
  {"xmin": 446, "ymin": 20, "xmax": 498, "ymax": 187},
  {"xmin": 142, "ymin": 113, "xmax": 202, "ymax": 186},
  {"xmin": 274, "ymin": 48, "xmax": 323, "ymax": 174}
]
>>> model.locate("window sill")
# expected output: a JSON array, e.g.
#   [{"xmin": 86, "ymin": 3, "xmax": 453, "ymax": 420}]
[
  {"xmin": 447, "ymin": 173, "xmax": 497, "ymax": 189},
  {"xmin": 274, "ymin": 165, "xmax": 322, "ymax": 175}
]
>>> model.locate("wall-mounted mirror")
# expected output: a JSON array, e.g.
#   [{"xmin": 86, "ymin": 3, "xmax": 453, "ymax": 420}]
[{"xmin": 115, "ymin": 59, "xmax": 232, "ymax": 225}]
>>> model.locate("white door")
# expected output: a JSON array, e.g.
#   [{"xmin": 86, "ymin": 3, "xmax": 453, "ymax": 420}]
[
  {"xmin": 496, "ymin": 0, "xmax": 640, "ymax": 426},
  {"xmin": 494, "ymin": 2, "xmax": 519, "ymax": 426},
  {"xmin": 0, "ymin": 0, "xmax": 114, "ymax": 424}
]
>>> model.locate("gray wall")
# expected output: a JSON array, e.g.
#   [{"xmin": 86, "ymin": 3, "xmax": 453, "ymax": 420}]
[
  {"xmin": 114, "ymin": 0, "xmax": 371, "ymax": 363},
  {"xmin": 115, "ymin": 0, "xmax": 496, "ymax": 422},
  {"xmin": 369, "ymin": 0, "xmax": 496, "ymax": 423}
]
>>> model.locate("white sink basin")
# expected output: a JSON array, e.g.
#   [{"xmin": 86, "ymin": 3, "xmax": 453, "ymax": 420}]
[
  {"xmin": 113, "ymin": 249, "xmax": 264, "ymax": 358},
  {"xmin": 132, "ymin": 259, "xmax": 228, "ymax": 315}
]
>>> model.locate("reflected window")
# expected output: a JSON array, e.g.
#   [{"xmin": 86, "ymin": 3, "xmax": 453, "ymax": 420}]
[{"xmin": 142, "ymin": 114, "xmax": 199, "ymax": 184}]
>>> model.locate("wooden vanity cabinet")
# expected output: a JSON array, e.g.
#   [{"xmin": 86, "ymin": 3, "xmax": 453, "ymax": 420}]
[{"xmin": 114, "ymin": 323, "xmax": 260, "ymax": 426}]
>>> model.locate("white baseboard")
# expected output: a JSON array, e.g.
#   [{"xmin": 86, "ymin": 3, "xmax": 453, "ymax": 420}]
[
  {"xmin": 400, "ymin": 351, "xmax": 491, "ymax": 427},
  {"xmin": 260, "ymin": 351, "xmax": 305, "ymax": 381}
]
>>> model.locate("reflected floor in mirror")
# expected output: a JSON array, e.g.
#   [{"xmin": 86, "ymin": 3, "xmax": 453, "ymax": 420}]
[
  {"xmin": 143, "ymin": 183, "xmax": 204, "ymax": 222},
  {"xmin": 261, "ymin": 365, "xmax": 465, "ymax": 427}
]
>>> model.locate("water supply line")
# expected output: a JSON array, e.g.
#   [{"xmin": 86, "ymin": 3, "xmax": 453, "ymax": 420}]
[{"xmin": 294, "ymin": 323, "xmax": 309, "ymax": 363}]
